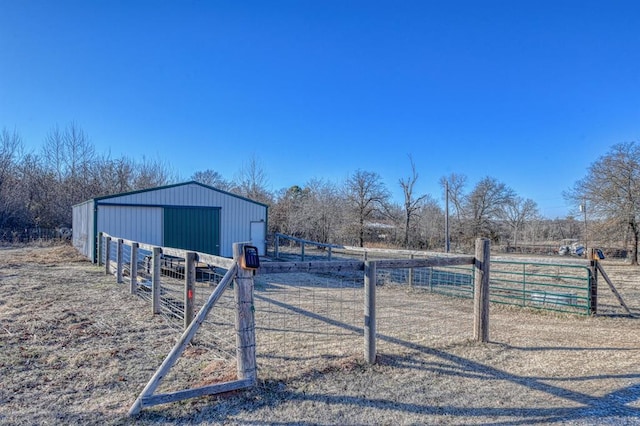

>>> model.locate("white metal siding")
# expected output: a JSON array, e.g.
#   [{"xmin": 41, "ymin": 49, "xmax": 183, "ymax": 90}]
[
  {"xmin": 96, "ymin": 183, "xmax": 267, "ymax": 257},
  {"xmin": 72, "ymin": 200, "xmax": 94, "ymax": 260},
  {"xmin": 97, "ymin": 205, "xmax": 163, "ymax": 247}
]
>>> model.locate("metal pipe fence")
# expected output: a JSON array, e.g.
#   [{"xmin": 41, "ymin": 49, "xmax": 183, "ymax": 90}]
[{"xmin": 491, "ymin": 260, "xmax": 591, "ymax": 315}]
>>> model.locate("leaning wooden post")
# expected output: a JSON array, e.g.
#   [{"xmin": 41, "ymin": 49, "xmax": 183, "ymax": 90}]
[
  {"xmin": 184, "ymin": 252, "xmax": 197, "ymax": 330},
  {"xmin": 152, "ymin": 247, "xmax": 162, "ymax": 315},
  {"xmin": 232, "ymin": 243, "xmax": 257, "ymax": 384},
  {"xmin": 364, "ymin": 260, "xmax": 377, "ymax": 364},
  {"xmin": 473, "ymin": 238, "xmax": 490, "ymax": 343},
  {"xmin": 589, "ymin": 248, "xmax": 598, "ymax": 315},
  {"xmin": 130, "ymin": 242, "xmax": 139, "ymax": 295},
  {"xmin": 105, "ymin": 236, "xmax": 112, "ymax": 275},
  {"xmin": 116, "ymin": 239, "xmax": 124, "ymax": 284}
]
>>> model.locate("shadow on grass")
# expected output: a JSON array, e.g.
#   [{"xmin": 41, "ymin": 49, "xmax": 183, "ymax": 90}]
[
  {"xmin": 137, "ymin": 291, "xmax": 640, "ymax": 425},
  {"xmin": 251, "ymin": 292, "xmax": 640, "ymax": 424}
]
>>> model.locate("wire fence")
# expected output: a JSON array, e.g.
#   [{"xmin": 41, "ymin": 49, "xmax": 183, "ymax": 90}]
[
  {"xmin": 0, "ymin": 227, "xmax": 72, "ymax": 243},
  {"xmin": 271, "ymin": 235, "xmax": 592, "ymax": 316},
  {"xmin": 94, "ymin": 232, "xmax": 634, "ymax": 415},
  {"xmin": 253, "ymin": 272, "xmax": 364, "ymax": 380},
  {"xmin": 99, "ymin": 234, "xmax": 239, "ymax": 393}
]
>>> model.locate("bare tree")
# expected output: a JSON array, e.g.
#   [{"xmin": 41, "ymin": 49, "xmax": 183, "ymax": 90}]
[
  {"xmin": 566, "ymin": 141, "xmax": 640, "ymax": 264},
  {"xmin": 191, "ymin": 169, "xmax": 231, "ymax": 191},
  {"xmin": 0, "ymin": 128, "xmax": 26, "ymax": 227},
  {"xmin": 399, "ymin": 155, "xmax": 428, "ymax": 247},
  {"xmin": 233, "ymin": 155, "xmax": 272, "ymax": 204},
  {"xmin": 19, "ymin": 153, "xmax": 59, "ymax": 228},
  {"xmin": 439, "ymin": 173, "xmax": 467, "ymax": 222},
  {"xmin": 132, "ymin": 156, "xmax": 176, "ymax": 189},
  {"xmin": 500, "ymin": 197, "xmax": 539, "ymax": 248},
  {"xmin": 415, "ymin": 194, "xmax": 445, "ymax": 249},
  {"xmin": 465, "ymin": 176, "xmax": 516, "ymax": 241},
  {"xmin": 302, "ymin": 179, "xmax": 343, "ymax": 244},
  {"xmin": 344, "ymin": 169, "xmax": 390, "ymax": 247},
  {"xmin": 439, "ymin": 173, "xmax": 467, "ymax": 250},
  {"xmin": 42, "ymin": 125, "xmax": 66, "ymax": 182},
  {"xmin": 271, "ymin": 185, "xmax": 308, "ymax": 237},
  {"xmin": 93, "ymin": 155, "xmax": 136, "ymax": 195}
]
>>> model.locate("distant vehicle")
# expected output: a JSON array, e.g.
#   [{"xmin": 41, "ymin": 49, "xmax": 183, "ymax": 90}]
[{"xmin": 559, "ymin": 241, "xmax": 585, "ymax": 257}]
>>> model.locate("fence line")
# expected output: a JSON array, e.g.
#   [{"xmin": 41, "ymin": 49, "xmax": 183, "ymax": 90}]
[
  {"xmin": 91, "ymin": 231, "xmax": 632, "ymax": 416},
  {"xmin": 99, "ymin": 234, "xmax": 496, "ymax": 415},
  {"xmin": 273, "ymin": 233, "xmax": 594, "ymax": 315}
]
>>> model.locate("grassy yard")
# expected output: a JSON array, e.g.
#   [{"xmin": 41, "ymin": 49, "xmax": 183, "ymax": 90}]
[{"xmin": 1, "ymin": 244, "xmax": 639, "ymax": 425}]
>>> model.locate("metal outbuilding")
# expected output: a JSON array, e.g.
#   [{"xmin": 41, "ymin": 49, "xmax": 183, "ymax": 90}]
[{"xmin": 72, "ymin": 181, "xmax": 268, "ymax": 262}]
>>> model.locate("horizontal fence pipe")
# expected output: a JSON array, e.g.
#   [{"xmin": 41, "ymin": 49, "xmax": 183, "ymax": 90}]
[
  {"xmin": 258, "ymin": 260, "xmax": 365, "ymax": 274},
  {"xmin": 197, "ymin": 253, "xmax": 236, "ymax": 270},
  {"xmin": 273, "ymin": 233, "xmax": 341, "ymax": 249},
  {"xmin": 375, "ymin": 256, "xmax": 474, "ymax": 269}
]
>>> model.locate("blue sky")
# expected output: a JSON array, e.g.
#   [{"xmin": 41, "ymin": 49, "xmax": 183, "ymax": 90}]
[{"xmin": 2, "ymin": 1, "xmax": 639, "ymax": 218}]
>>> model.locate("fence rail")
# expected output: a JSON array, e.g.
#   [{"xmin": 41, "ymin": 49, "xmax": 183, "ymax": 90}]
[
  {"xmin": 93, "ymin": 233, "xmax": 612, "ymax": 416},
  {"xmin": 491, "ymin": 260, "xmax": 591, "ymax": 315},
  {"xmin": 271, "ymin": 234, "xmax": 594, "ymax": 316}
]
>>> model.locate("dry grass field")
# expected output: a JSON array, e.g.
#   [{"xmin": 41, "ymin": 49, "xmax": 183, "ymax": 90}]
[{"xmin": 1, "ymin": 244, "xmax": 640, "ymax": 425}]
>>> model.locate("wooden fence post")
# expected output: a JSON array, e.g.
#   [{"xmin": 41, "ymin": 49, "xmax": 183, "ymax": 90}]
[
  {"xmin": 152, "ymin": 247, "xmax": 161, "ymax": 315},
  {"xmin": 184, "ymin": 252, "xmax": 197, "ymax": 330},
  {"xmin": 116, "ymin": 239, "xmax": 124, "ymax": 284},
  {"xmin": 364, "ymin": 260, "xmax": 377, "ymax": 364},
  {"xmin": 232, "ymin": 243, "xmax": 257, "ymax": 384},
  {"xmin": 130, "ymin": 242, "xmax": 139, "ymax": 295},
  {"xmin": 408, "ymin": 254, "xmax": 414, "ymax": 287},
  {"xmin": 274, "ymin": 234, "xmax": 280, "ymax": 259},
  {"xmin": 589, "ymin": 248, "xmax": 598, "ymax": 315},
  {"xmin": 97, "ymin": 232, "xmax": 104, "ymax": 266},
  {"xmin": 328, "ymin": 246, "xmax": 332, "ymax": 261},
  {"xmin": 301, "ymin": 242, "xmax": 305, "ymax": 261},
  {"xmin": 105, "ymin": 236, "xmax": 112, "ymax": 275},
  {"xmin": 473, "ymin": 238, "xmax": 490, "ymax": 343}
]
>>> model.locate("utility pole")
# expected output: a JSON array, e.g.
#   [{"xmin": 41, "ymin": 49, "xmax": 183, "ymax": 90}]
[
  {"xmin": 580, "ymin": 200, "xmax": 588, "ymax": 256},
  {"xmin": 445, "ymin": 180, "xmax": 450, "ymax": 253}
]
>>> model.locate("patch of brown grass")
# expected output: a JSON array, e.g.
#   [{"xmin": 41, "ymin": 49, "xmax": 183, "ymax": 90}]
[{"xmin": 1, "ymin": 245, "xmax": 640, "ymax": 425}]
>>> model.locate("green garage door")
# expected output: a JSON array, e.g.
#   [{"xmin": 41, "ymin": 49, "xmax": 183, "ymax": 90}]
[{"xmin": 163, "ymin": 207, "xmax": 220, "ymax": 255}]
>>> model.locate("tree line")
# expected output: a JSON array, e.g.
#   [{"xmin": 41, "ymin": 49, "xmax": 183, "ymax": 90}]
[{"xmin": 2, "ymin": 124, "xmax": 638, "ymax": 261}]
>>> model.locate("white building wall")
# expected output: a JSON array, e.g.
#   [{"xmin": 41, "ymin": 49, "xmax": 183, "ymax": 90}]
[
  {"xmin": 97, "ymin": 205, "xmax": 163, "ymax": 247},
  {"xmin": 72, "ymin": 199, "xmax": 94, "ymax": 259},
  {"xmin": 93, "ymin": 183, "xmax": 267, "ymax": 258}
]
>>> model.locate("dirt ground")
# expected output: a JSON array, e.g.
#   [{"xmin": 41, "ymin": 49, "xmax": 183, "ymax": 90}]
[{"xmin": 1, "ymin": 244, "xmax": 640, "ymax": 425}]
